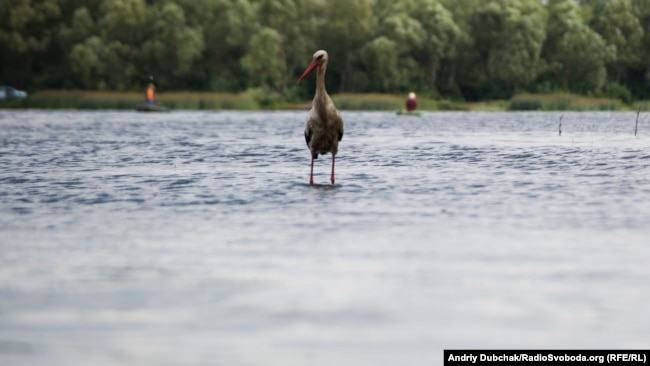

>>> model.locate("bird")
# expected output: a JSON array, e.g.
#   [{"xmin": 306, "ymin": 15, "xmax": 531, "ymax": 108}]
[{"xmin": 297, "ymin": 50, "xmax": 344, "ymax": 185}]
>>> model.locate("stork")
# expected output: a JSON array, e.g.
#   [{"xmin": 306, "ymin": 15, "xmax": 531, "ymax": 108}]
[{"xmin": 297, "ymin": 50, "xmax": 344, "ymax": 185}]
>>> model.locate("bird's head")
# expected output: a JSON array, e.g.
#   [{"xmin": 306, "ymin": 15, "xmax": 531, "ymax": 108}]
[{"xmin": 297, "ymin": 50, "xmax": 328, "ymax": 84}]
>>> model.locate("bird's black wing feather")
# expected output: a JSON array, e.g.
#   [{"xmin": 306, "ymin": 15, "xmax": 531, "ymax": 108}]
[
  {"xmin": 305, "ymin": 128, "xmax": 312, "ymax": 147},
  {"xmin": 336, "ymin": 114, "xmax": 344, "ymax": 141}
]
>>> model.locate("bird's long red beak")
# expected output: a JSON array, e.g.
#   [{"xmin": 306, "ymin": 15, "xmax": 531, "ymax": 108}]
[{"xmin": 297, "ymin": 60, "xmax": 319, "ymax": 84}]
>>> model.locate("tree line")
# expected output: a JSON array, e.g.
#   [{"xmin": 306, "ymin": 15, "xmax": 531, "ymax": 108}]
[{"xmin": 2, "ymin": 0, "xmax": 650, "ymax": 102}]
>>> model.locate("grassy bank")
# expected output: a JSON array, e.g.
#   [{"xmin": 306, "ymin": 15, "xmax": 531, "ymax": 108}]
[
  {"xmin": 4, "ymin": 90, "xmax": 464, "ymax": 111},
  {"xmin": 331, "ymin": 93, "xmax": 467, "ymax": 111},
  {"xmin": 7, "ymin": 90, "xmax": 259, "ymax": 110},
  {"xmin": 509, "ymin": 93, "xmax": 623, "ymax": 111},
  {"xmin": 2, "ymin": 90, "xmax": 645, "ymax": 111}
]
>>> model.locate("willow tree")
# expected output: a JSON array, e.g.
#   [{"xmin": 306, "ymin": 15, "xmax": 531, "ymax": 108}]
[
  {"xmin": 358, "ymin": 36, "xmax": 400, "ymax": 92},
  {"xmin": 143, "ymin": 2, "xmax": 204, "ymax": 87},
  {"xmin": 69, "ymin": 36, "xmax": 109, "ymax": 89},
  {"xmin": 241, "ymin": 27, "xmax": 286, "ymax": 91},
  {"xmin": 543, "ymin": 0, "xmax": 613, "ymax": 92},
  {"xmin": 487, "ymin": 0, "xmax": 547, "ymax": 92},
  {"xmin": 256, "ymin": 0, "xmax": 315, "ymax": 92},
  {"xmin": 177, "ymin": 0, "xmax": 257, "ymax": 91},
  {"xmin": 592, "ymin": 0, "xmax": 643, "ymax": 83},
  {"xmin": 410, "ymin": 0, "xmax": 463, "ymax": 90},
  {"xmin": 92, "ymin": 0, "xmax": 151, "ymax": 89},
  {"xmin": 376, "ymin": 11, "xmax": 424, "ymax": 91},
  {"xmin": 317, "ymin": 0, "xmax": 376, "ymax": 92},
  {"xmin": 636, "ymin": 0, "xmax": 650, "ymax": 94},
  {"xmin": 0, "ymin": 0, "xmax": 63, "ymax": 88}
]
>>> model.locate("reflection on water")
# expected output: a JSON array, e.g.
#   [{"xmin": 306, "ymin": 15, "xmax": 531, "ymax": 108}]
[{"xmin": 1, "ymin": 110, "xmax": 650, "ymax": 365}]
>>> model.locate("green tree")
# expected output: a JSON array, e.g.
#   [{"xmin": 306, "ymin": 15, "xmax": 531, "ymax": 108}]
[
  {"xmin": 257, "ymin": 0, "xmax": 314, "ymax": 91},
  {"xmin": 179, "ymin": 0, "xmax": 257, "ymax": 91},
  {"xmin": 440, "ymin": 0, "xmax": 482, "ymax": 98},
  {"xmin": 455, "ymin": 0, "xmax": 547, "ymax": 97},
  {"xmin": 636, "ymin": 0, "xmax": 650, "ymax": 95},
  {"xmin": 59, "ymin": 7, "xmax": 98, "ymax": 87},
  {"xmin": 241, "ymin": 27, "xmax": 286, "ymax": 91},
  {"xmin": 90, "ymin": 0, "xmax": 152, "ymax": 89},
  {"xmin": 543, "ymin": 0, "xmax": 613, "ymax": 92},
  {"xmin": 592, "ymin": 0, "xmax": 643, "ymax": 82},
  {"xmin": 373, "ymin": 9, "xmax": 424, "ymax": 92},
  {"xmin": 358, "ymin": 36, "xmax": 400, "ymax": 92},
  {"xmin": 378, "ymin": 12, "xmax": 425, "ymax": 54},
  {"xmin": 144, "ymin": 2, "xmax": 204, "ymax": 86},
  {"xmin": 0, "ymin": 0, "xmax": 63, "ymax": 88},
  {"xmin": 468, "ymin": 0, "xmax": 505, "ymax": 81},
  {"xmin": 317, "ymin": 0, "xmax": 376, "ymax": 92},
  {"xmin": 487, "ymin": 0, "xmax": 547, "ymax": 92},
  {"xmin": 410, "ymin": 0, "xmax": 464, "ymax": 90},
  {"xmin": 69, "ymin": 35, "xmax": 107, "ymax": 89},
  {"xmin": 100, "ymin": 0, "xmax": 149, "ymax": 47},
  {"xmin": 6, "ymin": 0, "xmax": 650, "ymax": 100},
  {"xmin": 59, "ymin": 6, "xmax": 96, "ymax": 47}
]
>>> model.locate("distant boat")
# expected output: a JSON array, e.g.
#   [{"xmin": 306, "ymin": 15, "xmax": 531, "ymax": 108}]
[
  {"xmin": 396, "ymin": 109, "xmax": 421, "ymax": 117},
  {"xmin": 136, "ymin": 102, "xmax": 170, "ymax": 112}
]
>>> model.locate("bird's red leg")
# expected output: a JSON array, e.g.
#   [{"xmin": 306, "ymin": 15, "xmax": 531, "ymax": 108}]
[
  {"xmin": 309, "ymin": 156, "xmax": 314, "ymax": 185},
  {"xmin": 330, "ymin": 154, "xmax": 335, "ymax": 185}
]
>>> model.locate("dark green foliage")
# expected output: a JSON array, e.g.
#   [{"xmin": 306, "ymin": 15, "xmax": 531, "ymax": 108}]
[
  {"xmin": 1, "ymin": 0, "xmax": 649, "ymax": 103},
  {"xmin": 509, "ymin": 93, "xmax": 622, "ymax": 111},
  {"xmin": 600, "ymin": 83, "xmax": 633, "ymax": 105},
  {"xmin": 509, "ymin": 98, "xmax": 542, "ymax": 111}
]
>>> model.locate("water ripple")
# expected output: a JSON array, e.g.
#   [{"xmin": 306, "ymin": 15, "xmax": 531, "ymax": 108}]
[{"xmin": 1, "ymin": 110, "xmax": 650, "ymax": 365}]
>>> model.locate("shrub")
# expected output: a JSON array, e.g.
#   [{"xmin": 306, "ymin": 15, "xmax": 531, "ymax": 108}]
[{"xmin": 509, "ymin": 93, "xmax": 621, "ymax": 111}]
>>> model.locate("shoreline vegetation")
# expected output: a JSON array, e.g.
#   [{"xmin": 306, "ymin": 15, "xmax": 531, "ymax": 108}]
[{"xmin": 3, "ymin": 90, "xmax": 650, "ymax": 112}]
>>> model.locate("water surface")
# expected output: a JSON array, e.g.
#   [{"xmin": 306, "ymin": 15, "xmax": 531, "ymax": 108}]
[{"xmin": 1, "ymin": 110, "xmax": 649, "ymax": 365}]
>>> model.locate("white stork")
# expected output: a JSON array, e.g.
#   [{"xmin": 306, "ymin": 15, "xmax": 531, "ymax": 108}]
[{"xmin": 297, "ymin": 50, "xmax": 344, "ymax": 185}]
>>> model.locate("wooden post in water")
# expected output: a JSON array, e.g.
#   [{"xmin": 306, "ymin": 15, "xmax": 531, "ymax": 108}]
[
  {"xmin": 635, "ymin": 109, "xmax": 640, "ymax": 137},
  {"xmin": 559, "ymin": 114, "xmax": 563, "ymax": 136}
]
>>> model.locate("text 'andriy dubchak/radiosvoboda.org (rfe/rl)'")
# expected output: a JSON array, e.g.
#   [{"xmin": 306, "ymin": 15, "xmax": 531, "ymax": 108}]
[{"xmin": 444, "ymin": 350, "xmax": 648, "ymax": 365}]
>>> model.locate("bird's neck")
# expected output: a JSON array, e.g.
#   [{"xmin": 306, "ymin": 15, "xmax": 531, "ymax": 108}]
[{"xmin": 315, "ymin": 63, "xmax": 328, "ymax": 99}]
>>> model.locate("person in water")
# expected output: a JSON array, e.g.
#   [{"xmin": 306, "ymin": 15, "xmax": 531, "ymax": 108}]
[
  {"xmin": 146, "ymin": 83, "xmax": 156, "ymax": 104},
  {"xmin": 406, "ymin": 92, "xmax": 417, "ymax": 112}
]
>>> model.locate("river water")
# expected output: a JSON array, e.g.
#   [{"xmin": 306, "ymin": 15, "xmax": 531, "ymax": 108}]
[{"xmin": 1, "ymin": 110, "xmax": 649, "ymax": 365}]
